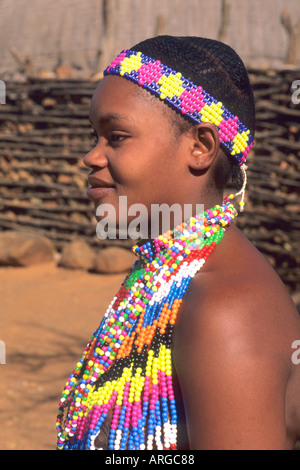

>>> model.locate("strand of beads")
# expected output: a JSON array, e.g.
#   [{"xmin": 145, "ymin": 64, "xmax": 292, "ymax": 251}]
[{"xmin": 56, "ymin": 201, "xmax": 237, "ymax": 450}]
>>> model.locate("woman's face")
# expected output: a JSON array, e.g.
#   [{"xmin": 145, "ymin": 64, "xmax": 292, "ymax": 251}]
[{"xmin": 84, "ymin": 75, "xmax": 193, "ymax": 238}]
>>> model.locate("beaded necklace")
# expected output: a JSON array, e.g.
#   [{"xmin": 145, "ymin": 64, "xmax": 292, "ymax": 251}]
[{"xmin": 56, "ymin": 200, "xmax": 237, "ymax": 450}]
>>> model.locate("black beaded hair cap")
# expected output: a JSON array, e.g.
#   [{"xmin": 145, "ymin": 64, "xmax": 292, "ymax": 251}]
[{"xmin": 131, "ymin": 35, "xmax": 256, "ymax": 137}]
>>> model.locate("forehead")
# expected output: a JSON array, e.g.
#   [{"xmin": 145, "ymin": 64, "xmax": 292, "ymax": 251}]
[{"xmin": 89, "ymin": 75, "xmax": 174, "ymax": 125}]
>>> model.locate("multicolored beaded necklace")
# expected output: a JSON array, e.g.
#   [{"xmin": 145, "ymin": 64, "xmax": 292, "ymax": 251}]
[{"xmin": 56, "ymin": 199, "xmax": 237, "ymax": 450}]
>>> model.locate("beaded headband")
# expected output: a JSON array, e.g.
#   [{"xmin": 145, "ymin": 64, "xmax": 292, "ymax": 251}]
[{"xmin": 104, "ymin": 49, "xmax": 255, "ymax": 166}]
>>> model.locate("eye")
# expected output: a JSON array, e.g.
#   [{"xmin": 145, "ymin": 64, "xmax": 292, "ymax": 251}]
[
  {"xmin": 90, "ymin": 129, "xmax": 98, "ymax": 145},
  {"xmin": 89, "ymin": 129, "xmax": 128, "ymax": 148},
  {"xmin": 108, "ymin": 132, "xmax": 128, "ymax": 146}
]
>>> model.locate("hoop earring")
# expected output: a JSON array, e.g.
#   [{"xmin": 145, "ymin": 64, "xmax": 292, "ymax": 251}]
[
  {"xmin": 224, "ymin": 164, "xmax": 248, "ymax": 212},
  {"xmin": 234, "ymin": 164, "xmax": 248, "ymax": 212}
]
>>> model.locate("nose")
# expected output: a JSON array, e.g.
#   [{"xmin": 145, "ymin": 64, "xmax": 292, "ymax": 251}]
[{"xmin": 83, "ymin": 144, "xmax": 109, "ymax": 170}]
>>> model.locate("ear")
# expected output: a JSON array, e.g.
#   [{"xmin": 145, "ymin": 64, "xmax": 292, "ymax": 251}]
[{"xmin": 188, "ymin": 122, "xmax": 220, "ymax": 171}]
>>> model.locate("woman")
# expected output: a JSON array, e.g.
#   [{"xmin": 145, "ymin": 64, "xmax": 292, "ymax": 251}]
[{"xmin": 56, "ymin": 35, "xmax": 300, "ymax": 450}]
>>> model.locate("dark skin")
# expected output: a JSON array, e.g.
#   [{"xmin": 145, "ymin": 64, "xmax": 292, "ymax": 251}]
[{"xmin": 84, "ymin": 75, "xmax": 300, "ymax": 450}]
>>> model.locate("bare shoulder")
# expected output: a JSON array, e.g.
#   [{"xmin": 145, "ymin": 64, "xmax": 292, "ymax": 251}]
[
  {"xmin": 174, "ymin": 224, "xmax": 300, "ymax": 362},
  {"xmin": 173, "ymin": 224, "xmax": 300, "ymax": 449}
]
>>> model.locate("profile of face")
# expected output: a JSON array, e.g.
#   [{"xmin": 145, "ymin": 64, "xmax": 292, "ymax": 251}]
[{"xmin": 84, "ymin": 75, "xmax": 219, "ymax": 238}]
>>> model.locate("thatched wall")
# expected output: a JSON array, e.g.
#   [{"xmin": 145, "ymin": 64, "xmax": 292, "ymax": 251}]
[{"xmin": 0, "ymin": 0, "xmax": 300, "ymax": 82}]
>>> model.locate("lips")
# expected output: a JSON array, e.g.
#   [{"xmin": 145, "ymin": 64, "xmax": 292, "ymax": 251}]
[{"xmin": 87, "ymin": 175, "xmax": 115, "ymax": 200}]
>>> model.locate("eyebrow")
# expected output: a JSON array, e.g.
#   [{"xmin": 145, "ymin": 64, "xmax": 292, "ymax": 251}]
[{"xmin": 89, "ymin": 112, "xmax": 131, "ymax": 127}]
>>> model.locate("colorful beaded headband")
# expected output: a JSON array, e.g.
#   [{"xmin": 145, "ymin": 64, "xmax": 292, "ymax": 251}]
[{"xmin": 104, "ymin": 49, "xmax": 255, "ymax": 166}]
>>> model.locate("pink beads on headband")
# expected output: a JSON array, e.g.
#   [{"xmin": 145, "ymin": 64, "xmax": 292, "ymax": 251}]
[
  {"xmin": 180, "ymin": 87, "xmax": 206, "ymax": 114},
  {"xmin": 137, "ymin": 60, "xmax": 163, "ymax": 85}
]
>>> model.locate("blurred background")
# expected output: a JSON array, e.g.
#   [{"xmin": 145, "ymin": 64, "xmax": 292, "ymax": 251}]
[{"xmin": 0, "ymin": 0, "xmax": 299, "ymax": 450}]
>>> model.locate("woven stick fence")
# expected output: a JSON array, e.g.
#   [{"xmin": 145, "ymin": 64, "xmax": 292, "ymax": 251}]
[{"xmin": 0, "ymin": 69, "xmax": 299, "ymax": 292}]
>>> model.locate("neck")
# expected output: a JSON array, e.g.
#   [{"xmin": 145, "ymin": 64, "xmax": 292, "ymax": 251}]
[
  {"xmin": 132, "ymin": 198, "xmax": 237, "ymax": 263},
  {"xmin": 133, "ymin": 193, "xmax": 227, "ymax": 248}
]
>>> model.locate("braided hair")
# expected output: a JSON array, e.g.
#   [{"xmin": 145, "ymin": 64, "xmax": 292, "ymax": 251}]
[{"xmin": 131, "ymin": 36, "xmax": 256, "ymax": 190}]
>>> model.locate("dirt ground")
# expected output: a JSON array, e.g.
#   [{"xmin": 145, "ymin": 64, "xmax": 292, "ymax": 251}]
[{"xmin": 0, "ymin": 261, "xmax": 124, "ymax": 450}]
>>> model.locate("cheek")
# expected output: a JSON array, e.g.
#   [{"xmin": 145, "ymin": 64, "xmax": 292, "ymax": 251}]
[
  {"xmin": 110, "ymin": 140, "xmax": 167, "ymax": 186},
  {"xmin": 109, "ymin": 133, "xmax": 184, "ymax": 205}
]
